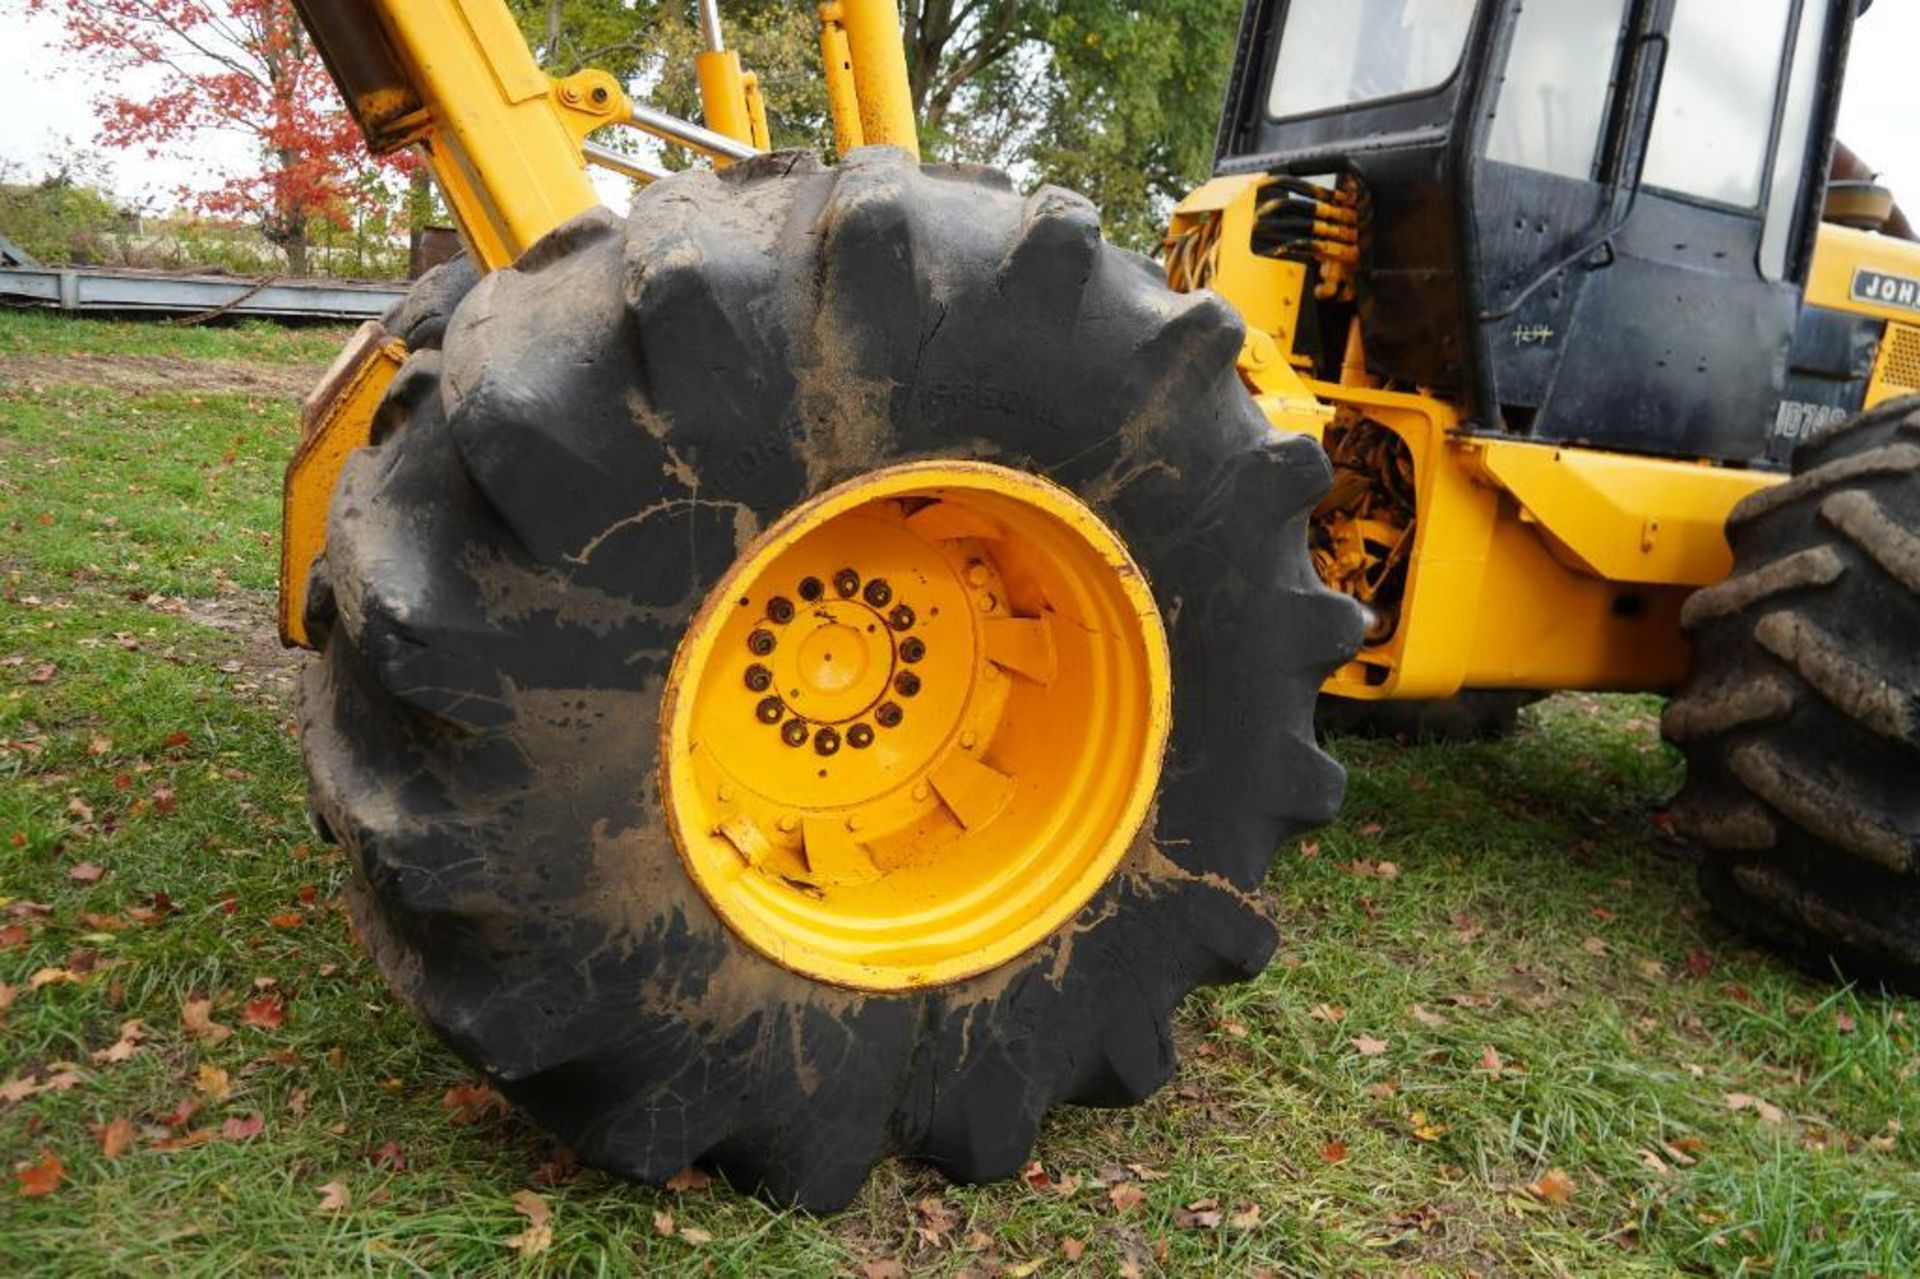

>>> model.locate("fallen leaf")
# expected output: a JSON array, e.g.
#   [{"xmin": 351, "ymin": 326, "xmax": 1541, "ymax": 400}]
[
  {"xmin": 1638, "ymin": 1148, "xmax": 1671, "ymax": 1176},
  {"xmin": 0, "ymin": 925, "xmax": 27, "ymax": 949},
  {"xmin": 315, "ymin": 1180, "xmax": 351, "ymax": 1213},
  {"xmin": 216, "ymin": 1109, "xmax": 265, "ymax": 1141},
  {"xmin": 67, "ymin": 863, "xmax": 105, "ymax": 884},
  {"xmin": 267, "ymin": 913, "xmax": 302, "ymax": 929},
  {"xmin": 1527, "ymin": 1168, "xmax": 1576, "ymax": 1206},
  {"xmin": 27, "ymin": 664, "xmax": 57, "ymax": 685},
  {"xmin": 1684, "ymin": 948, "xmax": 1715, "ymax": 979},
  {"xmin": 1376, "ymin": 861, "xmax": 1402, "ymax": 880},
  {"xmin": 665, "ymin": 1166, "xmax": 711, "ymax": 1193},
  {"xmin": 99, "ymin": 1116, "xmax": 135, "ymax": 1159},
  {"xmin": 31, "ymin": 968, "xmax": 83, "ymax": 990},
  {"xmin": 152, "ymin": 1127, "xmax": 217, "ymax": 1152},
  {"xmin": 1227, "ymin": 1203, "xmax": 1262, "ymax": 1229},
  {"xmin": 914, "ymin": 1196, "xmax": 958, "ymax": 1245},
  {"xmin": 1725, "ymin": 1093, "xmax": 1785, "ymax": 1125},
  {"xmin": 42, "ymin": 1069, "xmax": 83, "ymax": 1093},
  {"xmin": 442, "ymin": 1082, "xmax": 508, "ymax": 1125},
  {"xmin": 1061, "ymin": 1239, "xmax": 1087, "ymax": 1261},
  {"xmin": 1175, "ymin": 1197, "xmax": 1222, "ymax": 1230},
  {"xmin": 1108, "ymin": 1181, "xmax": 1147, "ymax": 1212},
  {"xmin": 1320, "ymin": 1141, "xmax": 1349, "ymax": 1164},
  {"xmin": 1476, "ymin": 1045, "xmax": 1505, "ymax": 1077},
  {"xmin": 1836, "ymin": 1012, "xmax": 1858, "ymax": 1035},
  {"xmin": 1581, "ymin": 936, "xmax": 1611, "ymax": 957},
  {"xmin": 652, "ymin": 1209, "xmax": 675, "ymax": 1237},
  {"xmin": 241, "ymin": 995, "xmax": 285, "ymax": 1031},
  {"xmin": 1309, "ymin": 1003, "xmax": 1347, "ymax": 1024},
  {"xmin": 1409, "ymin": 1004, "xmax": 1447, "ymax": 1029},
  {"xmin": 16, "ymin": 1150, "xmax": 63, "ymax": 1197},
  {"xmin": 2, "ymin": 1077, "xmax": 41, "ymax": 1105},
  {"xmin": 195, "ymin": 1062, "xmax": 232, "ymax": 1102},
  {"xmin": 88, "ymin": 736, "xmax": 111, "ymax": 757},
  {"xmin": 1003, "ymin": 1260, "xmax": 1045, "ymax": 1277},
  {"xmin": 679, "ymin": 1227, "xmax": 713, "ymax": 1245},
  {"xmin": 859, "ymin": 1262, "xmax": 905, "ymax": 1279},
  {"xmin": 1353, "ymin": 1034, "xmax": 1389, "ymax": 1057},
  {"xmin": 1409, "ymin": 1110, "xmax": 1448, "ymax": 1142},
  {"xmin": 67, "ymin": 797, "xmax": 94, "ymax": 823},
  {"xmin": 506, "ymin": 1189, "xmax": 553, "ymax": 1257},
  {"xmin": 163, "ymin": 731, "xmax": 191, "ymax": 750},
  {"xmin": 181, "ymin": 997, "xmax": 231, "ymax": 1044}
]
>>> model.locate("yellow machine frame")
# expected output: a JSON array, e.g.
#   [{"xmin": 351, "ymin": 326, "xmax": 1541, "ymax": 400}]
[
  {"xmin": 283, "ymin": 0, "xmax": 1920, "ymax": 716},
  {"xmin": 1170, "ymin": 174, "xmax": 1920, "ymax": 702}
]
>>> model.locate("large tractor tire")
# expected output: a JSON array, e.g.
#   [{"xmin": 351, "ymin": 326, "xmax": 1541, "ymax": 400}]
[
  {"xmin": 1666, "ymin": 394, "xmax": 1920, "ymax": 990},
  {"xmin": 1317, "ymin": 691, "xmax": 1541, "ymax": 743},
  {"xmin": 299, "ymin": 148, "xmax": 1362, "ymax": 1208}
]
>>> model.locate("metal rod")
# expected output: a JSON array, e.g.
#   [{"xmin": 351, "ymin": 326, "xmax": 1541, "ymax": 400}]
[
  {"xmin": 697, "ymin": 0, "xmax": 726, "ymax": 53},
  {"xmin": 626, "ymin": 102, "xmax": 761, "ymax": 161},
  {"xmin": 583, "ymin": 141, "xmax": 672, "ymax": 184}
]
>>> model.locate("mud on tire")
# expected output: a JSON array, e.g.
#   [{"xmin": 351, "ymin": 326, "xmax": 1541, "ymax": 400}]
[
  {"xmin": 300, "ymin": 148, "xmax": 1362, "ymax": 1207},
  {"xmin": 1666, "ymin": 394, "xmax": 1920, "ymax": 990}
]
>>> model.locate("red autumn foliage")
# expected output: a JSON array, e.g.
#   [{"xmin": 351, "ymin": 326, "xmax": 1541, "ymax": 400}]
[{"xmin": 29, "ymin": 0, "xmax": 410, "ymax": 274}]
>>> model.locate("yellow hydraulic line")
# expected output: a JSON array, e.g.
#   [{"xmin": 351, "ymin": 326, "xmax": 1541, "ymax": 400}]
[
  {"xmin": 836, "ymin": 0, "xmax": 919, "ymax": 157},
  {"xmin": 818, "ymin": 5, "xmax": 865, "ymax": 156},
  {"xmin": 693, "ymin": 0, "xmax": 754, "ymax": 154}
]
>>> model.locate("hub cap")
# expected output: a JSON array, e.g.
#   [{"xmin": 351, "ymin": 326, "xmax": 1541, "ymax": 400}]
[{"xmin": 660, "ymin": 461, "xmax": 1172, "ymax": 990}]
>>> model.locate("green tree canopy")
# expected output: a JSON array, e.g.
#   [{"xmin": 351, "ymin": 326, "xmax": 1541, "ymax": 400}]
[{"xmin": 510, "ymin": 0, "xmax": 1241, "ymax": 250}]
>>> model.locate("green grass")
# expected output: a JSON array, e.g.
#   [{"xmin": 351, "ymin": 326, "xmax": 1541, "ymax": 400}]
[{"xmin": 3, "ymin": 310, "xmax": 1918, "ymax": 1275}]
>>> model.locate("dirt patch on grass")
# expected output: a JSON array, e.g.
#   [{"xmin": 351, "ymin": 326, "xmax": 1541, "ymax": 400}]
[
  {"xmin": 0, "ymin": 351, "xmax": 324, "ymax": 401},
  {"xmin": 146, "ymin": 585, "xmax": 306, "ymax": 703}
]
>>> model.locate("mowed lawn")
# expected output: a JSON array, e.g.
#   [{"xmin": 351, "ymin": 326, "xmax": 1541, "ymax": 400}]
[{"xmin": 2, "ymin": 307, "xmax": 1918, "ymax": 1276}]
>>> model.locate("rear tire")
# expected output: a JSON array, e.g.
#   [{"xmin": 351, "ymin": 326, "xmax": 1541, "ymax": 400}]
[
  {"xmin": 300, "ymin": 149, "xmax": 1362, "ymax": 1207},
  {"xmin": 1666, "ymin": 395, "xmax": 1920, "ymax": 990}
]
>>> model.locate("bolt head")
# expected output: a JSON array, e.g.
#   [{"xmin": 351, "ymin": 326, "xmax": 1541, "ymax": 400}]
[
  {"xmin": 766, "ymin": 596, "xmax": 795, "ymax": 625},
  {"xmin": 748, "ymin": 629, "xmax": 777, "ymax": 656},
  {"xmin": 847, "ymin": 723, "xmax": 875, "ymax": 750},
  {"xmin": 798, "ymin": 576, "xmax": 824, "ymax": 602},
  {"xmin": 814, "ymin": 727, "xmax": 842, "ymax": 756},
  {"xmin": 863, "ymin": 578, "xmax": 893, "ymax": 608},
  {"xmin": 900, "ymin": 637, "xmax": 927, "ymax": 664},
  {"xmin": 889, "ymin": 604, "xmax": 916, "ymax": 632},
  {"xmin": 894, "ymin": 671, "xmax": 921, "ymax": 698},
  {"xmin": 745, "ymin": 664, "xmax": 773, "ymax": 693},
  {"xmin": 875, "ymin": 702, "xmax": 904, "ymax": 729},
  {"xmin": 756, "ymin": 696, "xmax": 785, "ymax": 724},
  {"xmin": 781, "ymin": 720, "xmax": 810, "ymax": 748},
  {"xmin": 833, "ymin": 569, "xmax": 860, "ymax": 598}
]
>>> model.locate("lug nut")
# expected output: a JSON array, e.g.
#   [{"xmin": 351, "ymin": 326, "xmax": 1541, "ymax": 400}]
[
  {"xmin": 894, "ymin": 671, "xmax": 922, "ymax": 698},
  {"xmin": 863, "ymin": 578, "xmax": 893, "ymax": 608},
  {"xmin": 745, "ymin": 665, "xmax": 773, "ymax": 693},
  {"xmin": 781, "ymin": 720, "xmax": 810, "ymax": 748},
  {"xmin": 814, "ymin": 727, "xmax": 842, "ymax": 756},
  {"xmin": 900, "ymin": 637, "xmax": 927, "ymax": 664},
  {"xmin": 747, "ymin": 629, "xmax": 776, "ymax": 656},
  {"xmin": 766, "ymin": 596, "xmax": 795, "ymax": 625},
  {"xmin": 875, "ymin": 702, "xmax": 904, "ymax": 729},
  {"xmin": 889, "ymin": 604, "xmax": 916, "ymax": 632},
  {"xmin": 755, "ymin": 696, "xmax": 785, "ymax": 724},
  {"xmin": 798, "ymin": 576, "xmax": 824, "ymax": 602},
  {"xmin": 847, "ymin": 723, "xmax": 875, "ymax": 750},
  {"xmin": 833, "ymin": 568, "xmax": 860, "ymax": 598}
]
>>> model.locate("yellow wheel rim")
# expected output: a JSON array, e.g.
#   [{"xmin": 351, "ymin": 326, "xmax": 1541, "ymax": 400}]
[{"xmin": 660, "ymin": 461, "xmax": 1172, "ymax": 991}]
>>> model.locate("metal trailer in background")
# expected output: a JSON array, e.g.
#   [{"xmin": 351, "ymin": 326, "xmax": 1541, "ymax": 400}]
[{"xmin": 0, "ymin": 263, "xmax": 405, "ymax": 321}]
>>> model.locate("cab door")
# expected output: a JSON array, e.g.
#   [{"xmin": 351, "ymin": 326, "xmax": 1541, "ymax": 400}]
[{"xmin": 1467, "ymin": 0, "xmax": 1842, "ymax": 465}]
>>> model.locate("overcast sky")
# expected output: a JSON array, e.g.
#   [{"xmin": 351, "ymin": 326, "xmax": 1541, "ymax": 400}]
[{"xmin": 0, "ymin": 3, "xmax": 1914, "ymax": 220}]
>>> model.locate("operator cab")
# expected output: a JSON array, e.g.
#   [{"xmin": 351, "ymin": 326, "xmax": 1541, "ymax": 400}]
[{"xmin": 1217, "ymin": 0, "xmax": 1868, "ymax": 467}]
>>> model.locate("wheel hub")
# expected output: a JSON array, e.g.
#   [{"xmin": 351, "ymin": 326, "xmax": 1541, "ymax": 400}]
[{"xmin": 660, "ymin": 461, "xmax": 1171, "ymax": 991}]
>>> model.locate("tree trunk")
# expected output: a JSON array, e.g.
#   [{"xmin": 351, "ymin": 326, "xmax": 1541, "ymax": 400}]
[{"xmin": 284, "ymin": 233, "xmax": 308, "ymax": 277}]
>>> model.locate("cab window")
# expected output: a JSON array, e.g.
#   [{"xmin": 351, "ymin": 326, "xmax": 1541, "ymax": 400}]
[{"xmin": 1267, "ymin": 0, "xmax": 1478, "ymax": 120}]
